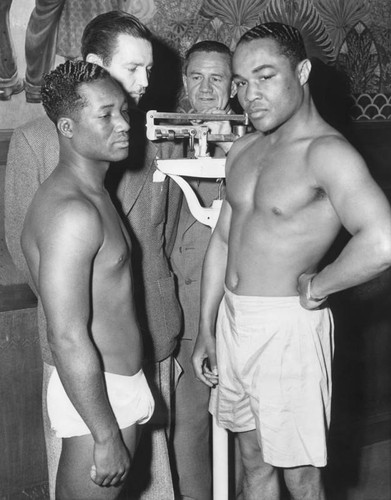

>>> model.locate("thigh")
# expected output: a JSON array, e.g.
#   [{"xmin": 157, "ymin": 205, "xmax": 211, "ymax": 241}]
[
  {"xmin": 56, "ymin": 425, "xmax": 138, "ymax": 500},
  {"xmin": 237, "ymin": 430, "xmax": 280, "ymax": 500},
  {"xmin": 283, "ymin": 465, "xmax": 325, "ymax": 500},
  {"xmin": 237, "ymin": 430, "xmax": 267, "ymax": 473}
]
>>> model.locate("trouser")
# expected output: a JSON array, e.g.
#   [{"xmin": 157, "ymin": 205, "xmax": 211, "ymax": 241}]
[
  {"xmin": 0, "ymin": 0, "xmax": 65, "ymax": 90},
  {"xmin": 125, "ymin": 356, "xmax": 181, "ymax": 499},
  {"xmin": 0, "ymin": 0, "xmax": 18, "ymax": 85},
  {"xmin": 173, "ymin": 337, "xmax": 212, "ymax": 500}
]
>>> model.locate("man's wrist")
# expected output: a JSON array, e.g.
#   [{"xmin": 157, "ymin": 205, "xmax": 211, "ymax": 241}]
[{"xmin": 306, "ymin": 275, "xmax": 327, "ymax": 302}]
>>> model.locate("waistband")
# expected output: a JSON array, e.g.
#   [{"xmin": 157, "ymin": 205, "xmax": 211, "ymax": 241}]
[
  {"xmin": 224, "ymin": 285, "xmax": 301, "ymax": 306},
  {"xmin": 51, "ymin": 367, "xmax": 144, "ymax": 386},
  {"xmin": 104, "ymin": 369, "xmax": 143, "ymax": 381}
]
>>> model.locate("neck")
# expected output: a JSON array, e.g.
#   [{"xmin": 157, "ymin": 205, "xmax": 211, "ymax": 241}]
[
  {"xmin": 267, "ymin": 95, "xmax": 318, "ymax": 144},
  {"xmin": 58, "ymin": 149, "xmax": 110, "ymax": 194}
]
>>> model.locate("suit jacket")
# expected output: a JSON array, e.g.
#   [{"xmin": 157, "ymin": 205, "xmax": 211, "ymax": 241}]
[
  {"xmin": 5, "ymin": 108, "xmax": 183, "ymax": 364},
  {"xmin": 170, "ymin": 179, "xmax": 220, "ymax": 342}
]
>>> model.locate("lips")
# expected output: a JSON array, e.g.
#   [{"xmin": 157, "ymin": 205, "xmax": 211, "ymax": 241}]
[
  {"xmin": 247, "ymin": 108, "xmax": 267, "ymax": 118},
  {"xmin": 115, "ymin": 139, "xmax": 129, "ymax": 148}
]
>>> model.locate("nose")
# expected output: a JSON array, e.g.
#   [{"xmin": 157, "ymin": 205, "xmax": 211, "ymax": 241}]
[
  {"xmin": 245, "ymin": 81, "xmax": 260, "ymax": 103},
  {"xmin": 116, "ymin": 113, "xmax": 130, "ymax": 133},
  {"xmin": 137, "ymin": 68, "xmax": 149, "ymax": 89},
  {"xmin": 200, "ymin": 77, "xmax": 212, "ymax": 93}
]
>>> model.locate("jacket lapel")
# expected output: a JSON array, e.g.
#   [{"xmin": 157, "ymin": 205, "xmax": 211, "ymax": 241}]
[{"xmin": 118, "ymin": 139, "xmax": 158, "ymax": 216}]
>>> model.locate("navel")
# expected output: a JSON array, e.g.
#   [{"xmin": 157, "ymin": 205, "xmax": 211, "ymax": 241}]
[
  {"xmin": 314, "ymin": 187, "xmax": 327, "ymax": 201},
  {"xmin": 272, "ymin": 206, "xmax": 283, "ymax": 216}
]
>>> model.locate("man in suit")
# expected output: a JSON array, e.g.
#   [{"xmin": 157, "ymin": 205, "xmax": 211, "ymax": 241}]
[
  {"xmin": 5, "ymin": 11, "xmax": 182, "ymax": 500},
  {"xmin": 170, "ymin": 40, "xmax": 236, "ymax": 500}
]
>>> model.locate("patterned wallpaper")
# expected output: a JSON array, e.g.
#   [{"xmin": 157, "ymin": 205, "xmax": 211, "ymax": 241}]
[{"xmin": 58, "ymin": 0, "xmax": 391, "ymax": 120}]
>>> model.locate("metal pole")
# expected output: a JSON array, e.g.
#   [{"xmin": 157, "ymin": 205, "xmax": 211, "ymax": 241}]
[{"xmin": 213, "ymin": 416, "xmax": 229, "ymax": 500}]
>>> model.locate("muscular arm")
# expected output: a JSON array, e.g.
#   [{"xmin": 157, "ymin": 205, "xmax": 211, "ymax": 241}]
[
  {"xmin": 38, "ymin": 201, "xmax": 129, "ymax": 486},
  {"xmin": 192, "ymin": 148, "xmax": 236, "ymax": 386},
  {"xmin": 299, "ymin": 137, "xmax": 391, "ymax": 307}
]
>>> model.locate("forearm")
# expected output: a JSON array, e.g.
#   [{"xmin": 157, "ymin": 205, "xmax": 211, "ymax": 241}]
[
  {"xmin": 51, "ymin": 337, "xmax": 120, "ymax": 443},
  {"xmin": 192, "ymin": 232, "xmax": 227, "ymax": 385},
  {"xmin": 199, "ymin": 233, "xmax": 227, "ymax": 336},
  {"xmin": 311, "ymin": 229, "xmax": 391, "ymax": 299}
]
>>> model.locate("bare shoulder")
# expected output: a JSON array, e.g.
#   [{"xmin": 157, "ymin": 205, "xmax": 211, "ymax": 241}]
[
  {"xmin": 306, "ymin": 129, "xmax": 370, "ymax": 184},
  {"xmin": 37, "ymin": 194, "xmax": 104, "ymax": 253},
  {"xmin": 226, "ymin": 131, "xmax": 263, "ymax": 173},
  {"xmin": 231, "ymin": 130, "xmax": 262, "ymax": 154}
]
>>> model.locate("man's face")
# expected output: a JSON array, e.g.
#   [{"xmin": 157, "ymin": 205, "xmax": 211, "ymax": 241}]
[
  {"xmin": 233, "ymin": 38, "xmax": 305, "ymax": 133},
  {"xmin": 103, "ymin": 33, "xmax": 153, "ymax": 105},
  {"xmin": 184, "ymin": 51, "xmax": 233, "ymax": 112},
  {"xmin": 71, "ymin": 77, "xmax": 130, "ymax": 163}
]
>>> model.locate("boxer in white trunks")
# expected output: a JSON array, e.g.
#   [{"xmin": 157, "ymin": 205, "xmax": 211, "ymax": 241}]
[
  {"xmin": 193, "ymin": 22, "xmax": 391, "ymax": 500},
  {"xmin": 21, "ymin": 60, "xmax": 154, "ymax": 500}
]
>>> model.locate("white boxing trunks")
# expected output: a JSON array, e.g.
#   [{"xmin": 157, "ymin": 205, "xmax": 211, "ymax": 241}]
[
  {"xmin": 47, "ymin": 368, "xmax": 155, "ymax": 438},
  {"xmin": 209, "ymin": 287, "xmax": 334, "ymax": 468}
]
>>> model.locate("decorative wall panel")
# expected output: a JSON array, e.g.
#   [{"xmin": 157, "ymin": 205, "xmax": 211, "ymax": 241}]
[{"xmin": 56, "ymin": 0, "xmax": 391, "ymax": 120}]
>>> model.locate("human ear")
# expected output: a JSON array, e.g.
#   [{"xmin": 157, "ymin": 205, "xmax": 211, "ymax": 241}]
[
  {"xmin": 85, "ymin": 53, "xmax": 104, "ymax": 67},
  {"xmin": 298, "ymin": 59, "xmax": 311, "ymax": 86},
  {"xmin": 57, "ymin": 117, "xmax": 73, "ymax": 138}
]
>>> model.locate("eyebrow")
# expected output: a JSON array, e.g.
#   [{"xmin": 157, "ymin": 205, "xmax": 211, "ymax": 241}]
[
  {"xmin": 189, "ymin": 70, "xmax": 224, "ymax": 77},
  {"xmin": 98, "ymin": 103, "xmax": 115, "ymax": 111},
  {"xmin": 124, "ymin": 62, "xmax": 153, "ymax": 68},
  {"xmin": 252, "ymin": 64, "xmax": 274, "ymax": 73},
  {"xmin": 233, "ymin": 64, "xmax": 275, "ymax": 80}
]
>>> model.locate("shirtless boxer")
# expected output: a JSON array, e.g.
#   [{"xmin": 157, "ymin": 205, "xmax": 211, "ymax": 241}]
[
  {"xmin": 21, "ymin": 60, "xmax": 154, "ymax": 499},
  {"xmin": 193, "ymin": 22, "xmax": 391, "ymax": 500}
]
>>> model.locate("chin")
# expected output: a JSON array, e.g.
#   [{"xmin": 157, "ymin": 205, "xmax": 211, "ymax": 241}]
[
  {"xmin": 127, "ymin": 93, "xmax": 140, "ymax": 106},
  {"xmin": 113, "ymin": 149, "xmax": 129, "ymax": 162},
  {"xmin": 197, "ymin": 101, "xmax": 216, "ymax": 111},
  {"xmin": 250, "ymin": 117, "xmax": 272, "ymax": 133}
]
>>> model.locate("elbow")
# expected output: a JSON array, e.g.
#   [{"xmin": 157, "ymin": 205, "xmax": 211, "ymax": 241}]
[
  {"xmin": 373, "ymin": 232, "xmax": 391, "ymax": 271},
  {"xmin": 47, "ymin": 328, "xmax": 79, "ymax": 359}
]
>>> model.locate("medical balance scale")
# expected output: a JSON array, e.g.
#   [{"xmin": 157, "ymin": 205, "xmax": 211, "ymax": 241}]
[{"xmin": 147, "ymin": 110, "xmax": 249, "ymax": 500}]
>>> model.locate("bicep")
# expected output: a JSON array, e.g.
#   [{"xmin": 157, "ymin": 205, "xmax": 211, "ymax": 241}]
[
  {"xmin": 314, "ymin": 143, "xmax": 391, "ymax": 235},
  {"xmin": 39, "ymin": 209, "xmax": 102, "ymax": 341}
]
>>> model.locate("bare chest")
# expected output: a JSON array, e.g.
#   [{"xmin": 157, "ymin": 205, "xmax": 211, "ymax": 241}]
[
  {"xmin": 228, "ymin": 145, "xmax": 327, "ymax": 220},
  {"xmin": 96, "ymin": 199, "xmax": 132, "ymax": 273}
]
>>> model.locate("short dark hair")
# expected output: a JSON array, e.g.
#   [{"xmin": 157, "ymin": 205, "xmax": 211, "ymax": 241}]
[
  {"xmin": 81, "ymin": 10, "xmax": 152, "ymax": 65},
  {"xmin": 183, "ymin": 40, "xmax": 232, "ymax": 75},
  {"xmin": 237, "ymin": 22, "xmax": 307, "ymax": 68},
  {"xmin": 41, "ymin": 60, "xmax": 110, "ymax": 124}
]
